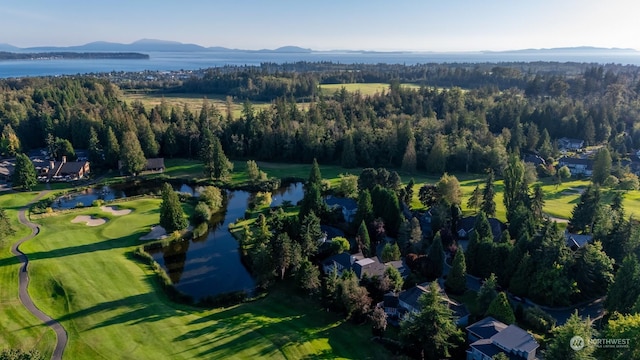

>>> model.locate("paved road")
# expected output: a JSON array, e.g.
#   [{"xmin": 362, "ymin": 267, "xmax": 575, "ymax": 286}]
[{"xmin": 10, "ymin": 191, "xmax": 68, "ymax": 360}]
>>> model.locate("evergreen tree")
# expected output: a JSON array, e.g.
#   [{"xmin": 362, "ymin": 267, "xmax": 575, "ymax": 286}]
[
  {"xmin": 272, "ymin": 232, "xmax": 293, "ymax": 280},
  {"xmin": 296, "ymin": 258, "xmax": 321, "ymax": 295},
  {"xmin": 308, "ymin": 158, "xmax": 322, "ymax": 185},
  {"xmin": 299, "ymin": 211, "xmax": 322, "ymax": 257},
  {"xmin": 341, "ymin": 133, "xmax": 357, "ymax": 168},
  {"xmin": 573, "ymin": 241, "xmax": 614, "ymax": 299},
  {"xmin": 354, "ymin": 189, "xmax": 375, "ymax": 229},
  {"xmin": 606, "ymin": 255, "xmax": 640, "ymax": 314},
  {"xmin": 159, "ymin": 183, "xmax": 188, "ymax": 233},
  {"xmin": 445, "ymin": 249, "xmax": 467, "ymax": 294},
  {"xmin": 401, "ymin": 134, "xmax": 417, "ymax": 173},
  {"xmin": 298, "ymin": 182, "xmax": 324, "ymax": 222},
  {"xmin": 531, "ymin": 183, "xmax": 545, "ymax": 224},
  {"xmin": 545, "ymin": 312, "xmax": 596, "ymax": 360},
  {"xmin": 569, "ymin": 185, "xmax": 601, "ymax": 233},
  {"xmin": 403, "ymin": 178, "xmax": 415, "ymax": 206},
  {"xmin": 426, "ymin": 134, "xmax": 447, "ymax": 174},
  {"xmin": 87, "ymin": 127, "xmax": 103, "ymax": 167},
  {"xmin": 477, "ymin": 273, "xmax": 498, "ymax": 315},
  {"xmin": 592, "ymin": 147, "xmax": 612, "ymax": 185},
  {"xmin": 356, "ymin": 220, "xmax": 372, "ymax": 257},
  {"xmin": 0, "ymin": 124, "xmax": 20, "ymax": 156},
  {"xmin": 480, "ymin": 169, "xmax": 496, "ymax": 217},
  {"xmin": 119, "ymin": 131, "xmax": 147, "ymax": 175},
  {"xmin": 509, "ymin": 252, "xmax": 533, "ymax": 297},
  {"xmin": 211, "ymin": 136, "xmax": 233, "ymax": 180},
  {"xmin": 503, "ymin": 154, "xmax": 526, "ymax": 224},
  {"xmin": 409, "ymin": 217, "xmax": 423, "ymax": 253},
  {"xmin": 399, "ymin": 282, "xmax": 463, "ymax": 359},
  {"xmin": 104, "ymin": 126, "xmax": 120, "ymax": 168},
  {"xmin": 486, "ymin": 292, "xmax": 516, "ymax": 324},
  {"xmin": 467, "ymin": 184, "xmax": 482, "ymax": 213},
  {"xmin": 426, "ymin": 232, "xmax": 445, "ymax": 279},
  {"xmin": 12, "ymin": 153, "xmax": 36, "ymax": 191}
]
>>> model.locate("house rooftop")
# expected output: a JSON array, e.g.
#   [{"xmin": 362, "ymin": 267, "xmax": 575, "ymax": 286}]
[
  {"xmin": 353, "ymin": 256, "xmax": 386, "ymax": 279},
  {"xmin": 469, "ymin": 338, "xmax": 504, "ymax": 359},
  {"xmin": 491, "ymin": 324, "xmax": 540, "ymax": 354},
  {"xmin": 466, "ymin": 316, "xmax": 508, "ymax": 340},
  {"xmin": 321, "ymin": 252, "xmax": 353, "ymax": 271},
  {"xmin": 565, "ymin": 230, "xmax": 592, "ymax": 249}
]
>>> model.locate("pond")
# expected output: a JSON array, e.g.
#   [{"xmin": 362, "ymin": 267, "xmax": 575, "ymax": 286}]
[
  {"xmin": 146, "ymin": 182, "xmax": 304, "ymax": 301},
  {"xmin": 270, "ymin": 182, "xmax": 304, "ymax": 207},
  {"xmin": 52, "ymin": 183, "xmax": 196, "ymax": 209}
]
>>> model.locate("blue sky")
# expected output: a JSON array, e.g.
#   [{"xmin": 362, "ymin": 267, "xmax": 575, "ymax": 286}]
[{"xmin": 1, "ymin": 0, "xmax": 638, "ymax": 51}]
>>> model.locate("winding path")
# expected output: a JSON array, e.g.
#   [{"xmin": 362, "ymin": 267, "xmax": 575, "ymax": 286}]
[{"xmin": 10, "ymin": 191, "xmax": 68, "ymax": 360}]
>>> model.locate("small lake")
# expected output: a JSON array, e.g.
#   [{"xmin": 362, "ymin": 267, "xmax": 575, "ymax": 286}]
[
  {"xmin": 145, "ymin": 182, "xmax": 305, "ymax": 301},
  {"xmin": 52, "ymin": 183, "xmax": 196, "ymax": 209}
]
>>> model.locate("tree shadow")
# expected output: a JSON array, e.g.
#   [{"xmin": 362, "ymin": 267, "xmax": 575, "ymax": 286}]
[{"xmin": 0, "ymin": 231, "xmax": 146, "ymax": 269}]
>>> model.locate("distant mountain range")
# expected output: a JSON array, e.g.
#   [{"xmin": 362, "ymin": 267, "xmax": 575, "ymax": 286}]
[
  {"xmin": 0, "ymin": 39, "xmax": 314, "ymax": 53},
  {"xmin": 0, "ymin": 39, "xmax": 637, "ymax": 54}
]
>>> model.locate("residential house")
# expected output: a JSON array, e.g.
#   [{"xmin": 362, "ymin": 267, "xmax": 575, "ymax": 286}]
[
  {"xmin": 145, "ymin": 157, "xmax": 165, "ymax": 172},
  {"xmin": 558, "ymin": 137, "xmax": 584, "ymax": 151},
  {"xmin": 321, "ymin": 252, "xmax": 356, "ymax": 277},
  {"xmin": 378, "ymin": 282, "xmax": 469, "ymax": 326},
  {"xmin": 564, "ymin": 230, "xmax": 593, "ymax": 250},
  {"xmin": 523, "ymin": 153, "xmax": 546, "ymax": 167},
  {"xmin": 558, "ymin": 156, "xmax": 593, "ymax": 176},
  {"xmin": 0, "ymin": 159, "xmax": 15, "ymax": 182},
  {"xmin": 466, "ymin": 317, "xmax": 539, "ymax": 360},
  {"xmin": 354, "ymin": 257, "xmax": 387, "ymax": 280},
  {"xmin": 42, "ymin": 156, "xmax": 90, "ymax": 181},
  {"xmin": 325, "ymin": 196, "xmax": 358, "ymax": 223},
  {"xmin": 457, "ymin": 216, "xmax": 506, "ymax": 242}
]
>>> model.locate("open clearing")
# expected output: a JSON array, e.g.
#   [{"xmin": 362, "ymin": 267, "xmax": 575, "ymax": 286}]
[
  {"xmin": 1, "ymin": 196, "xmax": 391, "ymax": 359},
  {"xmin": 319, "ymin": 83, "xmax": 420, "ymax": 96}
]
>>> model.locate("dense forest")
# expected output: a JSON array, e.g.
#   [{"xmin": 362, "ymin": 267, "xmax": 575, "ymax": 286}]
[{"xmin": 2, "ymin": 61, "xmax": 640, "ymax": 175}]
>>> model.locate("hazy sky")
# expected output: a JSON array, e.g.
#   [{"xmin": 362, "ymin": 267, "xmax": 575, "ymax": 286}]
[{"xmin": 1, "ymin": 0, "xmax": 638, "ymax": 51}]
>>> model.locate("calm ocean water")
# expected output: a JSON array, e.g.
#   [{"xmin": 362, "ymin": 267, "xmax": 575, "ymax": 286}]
[{"xmin": 1, "ymin": 51, "xmax": 640, "ymax": 78}]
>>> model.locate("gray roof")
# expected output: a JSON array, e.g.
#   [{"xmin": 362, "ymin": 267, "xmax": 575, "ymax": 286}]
[
  {"xmin": 491, "ymin": 325, "xmax": 540, "ymax": 354},
  {"xmin": 466, "ymin": 316, "xmax": 508, "ymax": 340},
  {"xmin": 469, "ymin": 338, "xmax": 503, "ymax": 358},
  {"xmin": 321, "ymin": 252, "xmax": 353, "ymax": 271},
  {"xmin": 59, "ymin": 161, "xmax": 88, "ymax": 176},
  {"xmin": 145, "ymin": 158, "xmax": 165, "ymax": 170},
  {"xmin": 565, "ymin": 230, "xmax": 592, "ymax": 249},
  {"xmin": 398, "ymin": 284, "xmax": 428, "ymax": 309},
  {"xmin": 558, "ymin": 156, "xmax": 593, "ymax": 169},
  {"xmin": 458, "ymin": 216, "xmax": 506, "ymax": 242},
  {"xmin": 354, "ymin": 257, "xmax": 386, "ymax": 279}
]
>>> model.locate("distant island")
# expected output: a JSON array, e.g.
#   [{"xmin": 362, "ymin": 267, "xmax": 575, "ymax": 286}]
[{"xmin": 0, "ymin": 52, "xmax": 149, "ymax": 61}]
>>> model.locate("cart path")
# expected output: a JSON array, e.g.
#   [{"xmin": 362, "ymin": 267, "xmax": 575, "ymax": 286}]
[{"xmin": 10, "ymin": 191, "xmax": 68, "ymax": 360}]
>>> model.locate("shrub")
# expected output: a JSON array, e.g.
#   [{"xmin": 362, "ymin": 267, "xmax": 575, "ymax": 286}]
[
  {"xmin": 92, "ymin": 199, "xmax": 105, "ymax": 207},
  {"xmin": 523, "ymin": 306, "xmax": 555, "ymax": 333},
  {"xmin": 193, "ymin": 202, "xmax": 212, "ymax": 224}
]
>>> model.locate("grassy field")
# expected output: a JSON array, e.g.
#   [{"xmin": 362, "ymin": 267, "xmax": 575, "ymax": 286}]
[
  {"xmin": 0, "ymin": 192, "xmax": 57, "ymax": 358},
  {"xmin": 0, "ymin": 196, "xmax": 392, "ymax": 359},
  {"xmin": 319, "ymin": 83, "xmax": 420, "ymax": 97}
]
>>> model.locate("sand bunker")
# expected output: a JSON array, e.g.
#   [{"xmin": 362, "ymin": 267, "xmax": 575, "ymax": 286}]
[
  {"xmin": 71, "ymin": 215, "xmax": 107, "ymax": 227},
  {"xmin": 140, "ymin": 225, "xmax": 167, "ymax": 241},
  {"xmin": 100, "ymin": 206, "xmax": 132, "ymax": 216}
]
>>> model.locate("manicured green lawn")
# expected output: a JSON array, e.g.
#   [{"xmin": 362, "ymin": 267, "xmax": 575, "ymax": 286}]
[
  {"xmin": 0, "ymin": 191, "xmax": 57, "ymax": 358},
  {"xmin": 5, "ymin": 196, "xmax": 391, "ymax": 359}
]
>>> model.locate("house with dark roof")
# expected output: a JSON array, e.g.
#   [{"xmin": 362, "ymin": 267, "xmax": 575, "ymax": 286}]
[
  {"xmin": 564, "ymin": 230, "xmax": 593, "ymax": 250},
  {"xmin": 325, "ymin": 196, "xmax": 357, "ymax": 223},
  {"xmin": 466, "ymin": 317, "xmax": 539, "ymax": 360},
  {"xmin": 145, "ymin": 158, "xmax": 165, "ymax": 172},
  {"xmin": 41, "ymin": 156, "xmax": 90, "ymax": 181},
  {"xmin": 378, "ymin": 282, "xmax": 469, "ymax": 327},
  {"xmin": 457, "ymin": 216, "xmax": 506, "ymax": 242},
  {"xmin": 558, "ymin": 137, "xmax": 584, "ymax": 151},
  {"xmin": 354, "ymin": 257, "xmax": 387, "ymax": 279},
  {"xmin": 0, "ymin": 159, "xmax": 15, "ymax": 182},
  {"xmin": 523, "ymin": 153, "xmax": 546, "ymax": 167},
  {"xmin": 558, "ymin": 156, "xmax": 593, "ymax": 176},
  {"xmin": 321, "ymin": 252, "xmax": 355, "ymax": 277}
]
